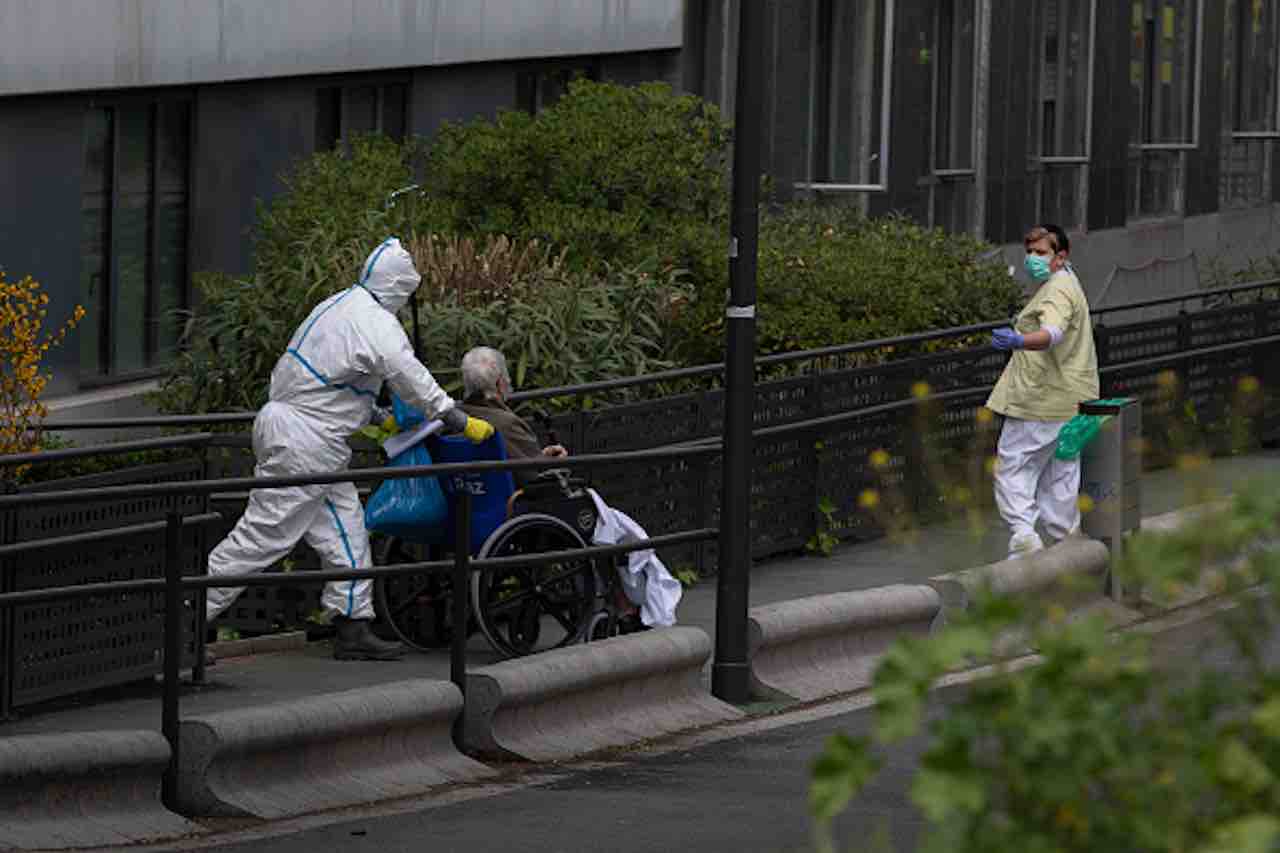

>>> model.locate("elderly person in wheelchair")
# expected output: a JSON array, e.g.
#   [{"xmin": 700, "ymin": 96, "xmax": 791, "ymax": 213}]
[{"xmin": 457, "ymin": 346, "xmax": 683, "ymax": 634}]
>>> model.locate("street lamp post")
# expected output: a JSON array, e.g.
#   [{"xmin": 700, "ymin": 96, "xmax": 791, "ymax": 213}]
[{"xmin": 712, "ymin": 0, "xmax": 766, "ymax": 704}]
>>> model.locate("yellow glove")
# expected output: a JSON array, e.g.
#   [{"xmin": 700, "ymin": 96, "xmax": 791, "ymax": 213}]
[{"xmin": 462, "ymin": 416, "xmax": 495, "ymax": 444}]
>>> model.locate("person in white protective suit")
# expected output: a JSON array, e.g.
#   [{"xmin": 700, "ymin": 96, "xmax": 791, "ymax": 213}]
[
  {"xmin": 456, "ymin": 347, "xmax": 683, "ymax": 629},
  {"xmin": 985, "ymin": 224, "xmax": 1099, "ymax": 559},
  {"xmin": 206, "ymin": 238, "xmax": 495, "ymax": 660}
]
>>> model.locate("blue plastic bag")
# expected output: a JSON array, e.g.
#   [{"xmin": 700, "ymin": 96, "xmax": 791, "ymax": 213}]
[
  {"xmin": 391, "ymin": 393, "xmax": 426, "ymax": 430},
  {"xmin": 364, "ymin": 442, "xmax": 448, "ymax": 543}
]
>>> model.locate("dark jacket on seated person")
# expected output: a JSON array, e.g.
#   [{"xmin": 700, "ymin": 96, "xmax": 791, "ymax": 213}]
[{"xmin": 458, "ymin": 395, "xmax": 543, "ymax": 487}]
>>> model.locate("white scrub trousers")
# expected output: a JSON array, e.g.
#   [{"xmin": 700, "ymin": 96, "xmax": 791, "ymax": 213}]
[
  {"xmin": 993, "ymin": 417, "xmax": 1081, "ymax": 557},
  {"xmin": 206, "ymin": 403, "xmax": 375, "ymax": 622}
]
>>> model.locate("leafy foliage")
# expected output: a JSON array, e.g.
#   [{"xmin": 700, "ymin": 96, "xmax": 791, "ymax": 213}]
[
  {"xmin": 680, "ymin": 207, "xmax": 1024, "ymax": 364},
  {"xmin": 0, "ymin": 271, "xmax": 84, "ymax": 478},
  {"xmin": 422, "ymin": 79, "xmax": 731, "ymax": 280},
  {"xmin": 406, "ymin": 234, "xmax": 691, "ymax": 399},
  {"xmin": 810, "ymin": 478, "xmax": 1280, "ymax": 853}
]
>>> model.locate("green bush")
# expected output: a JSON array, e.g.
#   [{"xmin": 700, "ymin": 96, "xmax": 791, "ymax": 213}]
[
  {"xmin": 423, "ymin": 78, "xmax": 731, "ymax": 280},
  {"xmin": 811, "ymin": 478, "xmax": 1280, "ymax": 853},
  {"xmin": 678, "ymin": 206, "xmax": 1025, "ymax": 364},
  {"xmin": 406, "ymin": 234, "xmax": 691, "ymax": 404}
]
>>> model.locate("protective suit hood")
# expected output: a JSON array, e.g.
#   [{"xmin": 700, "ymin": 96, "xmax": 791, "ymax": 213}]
[{"xmin": 358, "ymin": 237, "xmax": 420, "ymax": 313}]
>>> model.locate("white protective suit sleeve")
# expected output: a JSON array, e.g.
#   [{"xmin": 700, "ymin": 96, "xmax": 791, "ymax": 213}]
[
  {"xmin": 587, "ymin": 489, "xmax": 682, "ymax": 627},
  {"xmin": 359, "ymin": 306, "xmax": 465, "ymax": 431}
]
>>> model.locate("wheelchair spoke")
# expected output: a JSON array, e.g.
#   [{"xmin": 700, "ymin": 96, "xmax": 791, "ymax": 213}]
[{"xmin": 384, "ymin": 577, "xmax": 437, "ymax": 618}]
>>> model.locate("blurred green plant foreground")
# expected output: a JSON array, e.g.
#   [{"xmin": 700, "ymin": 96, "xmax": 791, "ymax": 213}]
[{"xmin": 810, "ymin": 476, "xmax": 1280, "ymax": 853}]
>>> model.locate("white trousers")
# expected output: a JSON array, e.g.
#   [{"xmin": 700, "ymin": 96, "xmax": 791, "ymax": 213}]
[
  {"xmin": 993, "ymin": 417, "xmax": 1081, "ymax": 555},
  {"xmin": 206, "ymin": 404, "xmax": 375, "ymax": 622}
]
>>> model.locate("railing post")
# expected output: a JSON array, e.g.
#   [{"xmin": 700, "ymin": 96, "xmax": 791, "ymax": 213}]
[
  {"xmin": 192, "ymin": 441, "xmax": 210, "ymax": 685},
  {"xmin": 713, "ymin": 0, "xmax": 765, "ymax": 705},
  {"xmin": 0, "ymin": 479, "xmax": 15, "ymax": 721},
  {"xmin": 161, "ymin": 511, "xmax": 183, "ymax": 811},
  {"xmin": 451, "ymin": 492, "xmax": 472, "ymax": 751}
]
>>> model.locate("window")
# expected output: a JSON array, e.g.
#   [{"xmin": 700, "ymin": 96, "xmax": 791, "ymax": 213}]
[
  {"xmin": 796, "ymin": 0, "xmax": 894, "ymax": 201},
  {"xmin": 1128, "ymin": 0, "xmax": 1203, "ymax": 219},
  {"xmin": 79, "ymin": 100, "xmax": 191, "ymax": 379},
  {"xmin": 930, "ymin": 0, "xmax": 983, "ymax": 234},
  {"xmin": 516, "ymin": 62, "xmax": 600, "ymax": 115},
  {"xmin": 1219, "ymin": 0, "xmax": 1278, "ymax": 208},
  {"xmin": 316, "ymin": 82, "xmax": 408, "ymax": 150},
  {"xmin": 1030, "ymin": 0, "xmax": 1097, "ymax": 229}
]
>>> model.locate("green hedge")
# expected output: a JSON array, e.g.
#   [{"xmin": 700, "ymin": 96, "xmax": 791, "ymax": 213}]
[
  {"xmin": 677, "ymin": 206, "xmax": 1023, "ymax": 364},
  {"xmin": 157, "ymin": 81, "xmax": 1022, "ymax": 415}
]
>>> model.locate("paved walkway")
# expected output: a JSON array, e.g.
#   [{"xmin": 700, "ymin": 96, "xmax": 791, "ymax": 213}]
[{"xmin": 3, "ymin": 449, "xmax": 1277, "ymax": 737}]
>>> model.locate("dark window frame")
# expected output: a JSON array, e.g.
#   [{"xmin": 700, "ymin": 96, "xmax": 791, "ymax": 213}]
[
  {"xmin": 79, "ymin": 90, "xmax": 194, "ymax": 385},
  {"xmin": 515, "ymin": 58, "xmax": 602, "ymax": 115},
  {"xmin": 315, "ymin": 75, "xmax": 412, "ymax": 151}
]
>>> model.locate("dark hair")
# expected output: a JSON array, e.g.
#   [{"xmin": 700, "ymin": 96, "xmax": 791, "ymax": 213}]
[{"xmin": 1039, "ymin": 223, "xmax": 1070, "ymax": 255}]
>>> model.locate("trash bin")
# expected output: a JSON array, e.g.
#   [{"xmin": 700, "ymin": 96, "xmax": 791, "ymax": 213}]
[{"xmin": 1077, "ymin": 398, "xmax": 1142, "ymax": 598}]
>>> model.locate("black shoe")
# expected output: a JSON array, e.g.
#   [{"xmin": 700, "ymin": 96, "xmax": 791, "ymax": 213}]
[{"xmin": 333, "ymin": 617, "xmax": 407, "ymax": 661}]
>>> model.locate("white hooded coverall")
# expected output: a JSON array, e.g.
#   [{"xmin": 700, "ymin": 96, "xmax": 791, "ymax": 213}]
[{"xmin": 206, "ymin": 238, "xmax": 461, "ymax": 622}]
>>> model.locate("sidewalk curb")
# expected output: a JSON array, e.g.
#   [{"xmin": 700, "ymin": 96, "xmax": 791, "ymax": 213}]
[
  {"xmin": 927, "ymin": 535, "xmax": 1112, "ymax": 615},
  {"xmin": 176, "ymin": 679, "xmax": 492, "ymax": 819},
  {"xmin": 464, "ymin": 626, "xmax": 742, "ymax": 762},
  {"xmin": 207, "ymin": 630, "xmax": 308, "ymax": 660},
  {"xmin": 746, "ymin": 585, "xmax": 941, "ymax": 702},
  {"xmin": 0, "ymin": 730, "xmax": 199, "ymax": 850}
]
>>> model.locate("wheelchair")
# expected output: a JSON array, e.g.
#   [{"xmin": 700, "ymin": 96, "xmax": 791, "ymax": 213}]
[{"xmin": 374, "ymin": 432, "xmax": 633, "ymax": 659}]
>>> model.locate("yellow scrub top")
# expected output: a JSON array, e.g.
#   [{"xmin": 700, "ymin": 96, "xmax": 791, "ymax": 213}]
[{"xmin": 986, "ymin": 269, "xmax": 1100, "ymax": 422}]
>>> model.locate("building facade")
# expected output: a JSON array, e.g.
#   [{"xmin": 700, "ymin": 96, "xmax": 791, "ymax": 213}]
[
  {"xmin": 1, "ymin": 0, "xmax": 1277, "ymax": 412},
  {"xmin": 687, "ymin": 0, "xmax": 1280, "ymax": 304},
  {"xmin": 0, "ymin": 0, "xmax": 683, "ymax": 408}
]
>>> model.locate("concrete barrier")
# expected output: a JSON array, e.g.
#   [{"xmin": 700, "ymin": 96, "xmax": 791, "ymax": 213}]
[
  {"xmin": 176, "ymin": 679, "xmax": 492, "ymax": 819},
  {"xmin": 746, "ymin": 585, "xmax": 941, "ymax": 702},
  {"xmin": 0, "ymin": 730, "xmax": 198, "ymax": 850},
  {"xmin": 464, "ymin": 626, "xmax": 741, "ymax": 762},
  {"xmin": 928, "ymin": 536, "xmax": 1142, "ymax": 647}
]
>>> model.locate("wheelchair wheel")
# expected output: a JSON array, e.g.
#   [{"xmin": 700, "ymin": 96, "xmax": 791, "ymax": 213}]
[
  {"xmin": 471, "ymin": 513, "xmax": 599, "ymax": 658},
  {"xmin": 374, "ymin": 536, "xmax": 455, "ymax": 651}
]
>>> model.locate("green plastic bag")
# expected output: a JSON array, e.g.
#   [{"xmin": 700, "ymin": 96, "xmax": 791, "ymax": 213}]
[{"xmin": 1054, "ymin": 414, "xmax": 1112, "ymax": 460}]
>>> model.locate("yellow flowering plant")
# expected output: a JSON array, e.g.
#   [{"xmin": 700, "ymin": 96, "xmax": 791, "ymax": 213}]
[{"xmin": 0, "ymin": 270, "xmax": 85, "ymax": 475}]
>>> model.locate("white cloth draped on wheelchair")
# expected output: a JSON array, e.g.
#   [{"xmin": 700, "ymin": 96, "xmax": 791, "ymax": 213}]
[{"xmin": 587, "ymin": 489, "xmax": 682, "ymax": 627}]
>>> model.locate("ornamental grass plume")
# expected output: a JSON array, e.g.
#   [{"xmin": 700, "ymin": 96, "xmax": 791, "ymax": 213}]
[{"xmin": 0, "ymin": 270, "xmax": 84, "ymax": 472}]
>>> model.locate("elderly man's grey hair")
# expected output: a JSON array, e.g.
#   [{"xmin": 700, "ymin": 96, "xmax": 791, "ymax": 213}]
[{"xmin": 460, "ymin": 346, "xmax": 511, "ymax": 400}]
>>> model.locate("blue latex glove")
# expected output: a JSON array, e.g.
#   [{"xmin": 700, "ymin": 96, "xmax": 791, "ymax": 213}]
[{"xmin": 991, "ymin": 327, "xmax": 1025, "ymax": 351}]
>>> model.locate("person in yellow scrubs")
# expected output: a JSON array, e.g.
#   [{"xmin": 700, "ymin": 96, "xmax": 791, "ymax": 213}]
[{"xmin": 985, "ymin": 225, "xmax": 1100, "ymax": 558}]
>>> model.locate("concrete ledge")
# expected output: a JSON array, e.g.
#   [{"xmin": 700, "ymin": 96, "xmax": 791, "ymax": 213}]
[
  {"xmin": 928, "ymin": 536, "xmax": 1113, "ymax": 613},
  {"xmin": 208, "ymin": 629, "xmax": 308, "ymax": 660},
  {"xmin": 746, "ymin": 585, "xmax": 941, "ymax": 702},
  {"xmin": 464, "ymin": 627, "xmax": 742, "ymax": 762},
  {"xmin": 929, "ymin": 537, "xmax": 1142, "ymax": 655},
  {"xmin": 0, "ymin": 730, "xmax": 198, "ymax": 850},
  {"xmin": 177, "ymin": 679, "xmax": 492, "ymax": 819}
]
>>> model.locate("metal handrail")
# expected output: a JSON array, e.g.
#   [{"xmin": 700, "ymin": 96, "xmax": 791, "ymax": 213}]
[
  {"xmin": 39, "ymin": 277, "xmax": 1280, "ymax": 431},
  {"xmin": 0, "ymin": 432, "xmax": 214, "ymax": 466},
  {"xmin": 0, "ymin": 527, "xmax": 716, "ymax": 608},
  {"xmin": 0, "ymin": 442, "xmax": 724, "ymax": 507},
  {"xmin": 0, "ymin": 511, "xmax": 222, "ymax": 558}
]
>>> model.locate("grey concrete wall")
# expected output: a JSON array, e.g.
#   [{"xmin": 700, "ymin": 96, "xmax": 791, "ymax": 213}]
[
  {"xmin": 0, "ymin": 0, "xmax": 684, "ymax": 98},
  {"xmin": 986, "ymin": 204, "xmax": 1280, "ymax": 304},
  {"xmin": 0, "ymin": 96, "xmax": 88, "ymax": 396}
]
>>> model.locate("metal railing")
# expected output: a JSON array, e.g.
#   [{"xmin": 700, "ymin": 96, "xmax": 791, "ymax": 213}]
[
  {"xmin": 0, "ymin": 442, "xmax": 722, "ymax": 809},
  {"xmin": 38, "ymin": 278, "xmax": 1280, "ymax": 433},
  {"xmin": 0, "ymin": 275, "xmax": 1276, "ymax": 810}
]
